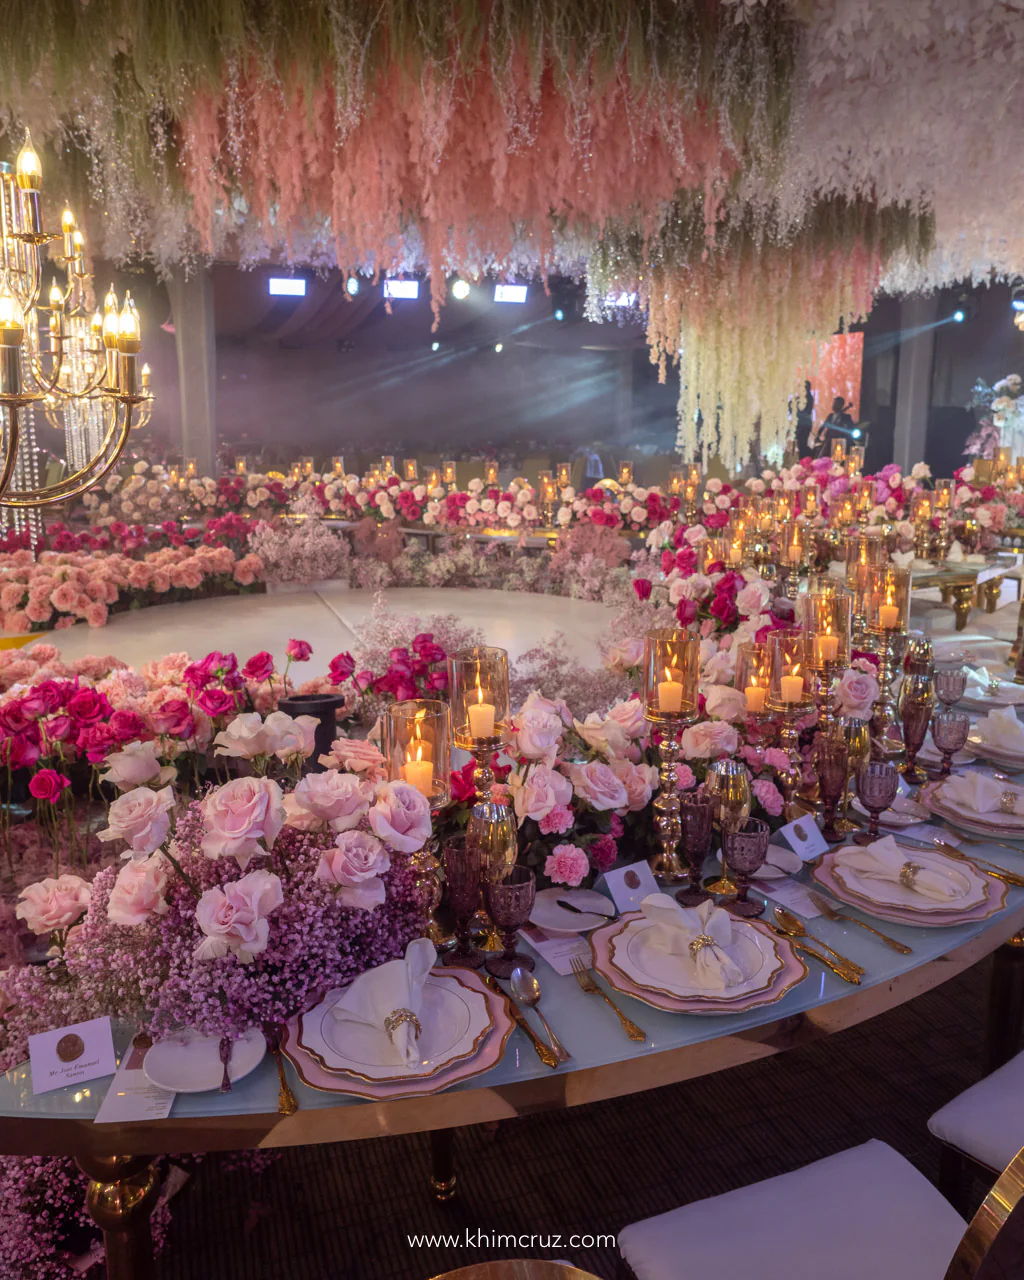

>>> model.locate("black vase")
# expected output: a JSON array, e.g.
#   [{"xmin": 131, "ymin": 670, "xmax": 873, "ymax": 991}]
[{"xmin": 276, "ymin": 694, "xmax": 345, "ymax": 773}]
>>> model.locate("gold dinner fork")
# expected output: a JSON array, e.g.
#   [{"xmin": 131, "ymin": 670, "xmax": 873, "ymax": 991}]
[
  {"xmin": 807, "ymin": 891, "xmax": 912, "ymax": 955},
  {"xmin": 568, "ymin": 955, "xmax": 646, "ymax": 1041}
]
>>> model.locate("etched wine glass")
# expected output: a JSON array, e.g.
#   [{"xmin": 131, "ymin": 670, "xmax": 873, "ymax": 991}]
[
  {"xmin": 853, "ymin": 761, "xmax": 900, "ymax": 845},
  {"xmin": 930, "ymin": 709, "xmax": 971, "ymax": 780},
  {"xmin": 900, "ymin": 692, "xmax": 933, "ymax": 785},
  {"xmin": 676, "ymin": 792, "xmax": 714, "ymax": 907},
  {"xmin": 484, "ymin": 866, "xmax": 536, "ymax": 979},
  {"xmin": 934, "ymin": 654, "xmax": 968, "ymax": 709},
  {"xmin": 441, "ymin": 836, "xmax": 485, "ymax": 970},
  {"xmin": 722, "ymin": 818, "xmax": 770, "ymax": 918}
]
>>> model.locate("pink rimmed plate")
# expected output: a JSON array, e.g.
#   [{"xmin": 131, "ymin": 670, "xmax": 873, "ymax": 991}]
[
  {"xmin": 922, "ymin": 782, "xmax": 1024, "ymax": 840},
  {"xmin": 281, "ymin": 968, "xmax": 513, "ymax": 1099},
  {"xmin": 589, "ymin": 913, "xmax": 807, "ymax": 1015},
  {"xmin": 812, "ymin": 852, "xmax": 1007, "ymax": 927}
]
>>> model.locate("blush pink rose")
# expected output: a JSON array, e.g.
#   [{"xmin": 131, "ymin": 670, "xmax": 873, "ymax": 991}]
[
  {"xmin": 320, "ymin": 736, "xmax": 386, "ymax": 777},
  {"xmin": 315, "ymin": 830, "xmax": 391, "ymax": 910},
  {"xmin": 200, "ymin": 776, "xmax": 285, "ymax": 869},
  {"xmin": 97, "ymin": 785, "xmax": 174, "ymax": 857},
  {"xmin": 106, "ymin": 854, "xmax": 169, "ymax": 926},
  {"xmin": 16, "ymin": 874, "xmax": 91, "ymax": 935},
  {"xmin": 282, "ymin": 791, "xmax": 324, "ymax": 831},
  {"xmin": 681, "ymin": 720, "xmax": 740, "ymax": 760},
  {"xmin": 368, "ymin": 780, "xmax": 432, "ymax": 853},
  {"xmin": 213, "ymin": 712, "xmax": 270, "ymax": 760},
  {"xmin": 610, "ymin": 760, "xmax": 658, "ymax": 812},
  {"xmin": 543, "ymin": 843, "xmax": 590, "ymax": 888},
  {"xmin": 564, "ymin": 760, "xmax": 629, "ymax": 812},
  {"xmin": 604, "ymin": 697, "xmax": 647, "ymax": 741},
  {"xmin": 263, "ymin": 710, "xmax": 318, "ymax": 762},
  {"xmin": 293, "ymin": 771, "xmax": 374, "ymax": 831},
  {"xmin": 101, "ymin": 740, "xmax": 174, "ymax": 790},
  {"xmin": 510, "ymin": 709, "xmax": 564, "ymax": 765},
  {"xmin": 834, "ymin": 667, "xmax": 880, "ymax": 719},
  {"xmin": 512, "ymin": 765, "xmax": 573, "ymax": 823},
  {"xmin": 193, "ymin": 869, "xmax": 284, "ymax": 963}
]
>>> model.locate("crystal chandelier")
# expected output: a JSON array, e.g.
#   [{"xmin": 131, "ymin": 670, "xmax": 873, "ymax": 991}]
[{"xmin": 0, "ymin": 130, "xmax": 152, "ymax": 511}]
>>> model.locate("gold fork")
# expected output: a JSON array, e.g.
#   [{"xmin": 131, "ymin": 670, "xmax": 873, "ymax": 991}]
[
  {"xmin": 930, "ymin": 839, "xmax": 1024, "ymax": 888},
  {"xmin": 568, "ymin": 956, "xmax": 646, "ymax": 1041},
  {"xmin": 807, "ymin": 891, "xmax": 913, "ymax": 955}
]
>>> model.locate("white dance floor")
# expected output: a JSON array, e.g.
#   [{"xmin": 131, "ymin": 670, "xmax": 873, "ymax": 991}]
[{"xmin": 31, "ymin": 587, "xmax": 613, "ymax": 675}]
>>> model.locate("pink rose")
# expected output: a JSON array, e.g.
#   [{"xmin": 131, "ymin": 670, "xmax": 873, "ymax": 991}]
[
  {"xmin": 368, "ymin": 780, "xmax": 432, "ymax": 853},
  {"xmin": 703, "ymin": 686, "xmax": 749, "ymax": 723},
  {"xmin": 544, "ymin": 843, "xmax": 590, "ymax": 888},
  {"xmin": 151, "ymin": 698, "xmax": 196, "ymax": 740},
  {"xmin": 106, "ymin": 854, "xmax": 169, "ymax": 926},
  {"xmin": 605, "ymin": 697, "xmax": 647, "ymax": 741},
  {"xmin": 564, "ymin": 760, "xmax": 629, "ymax": 812},
  {"xmin": 315, "ymin": 830, "xmax": 391, "ymax": 910},
  {"xmin": 101, "ymin": 740, "xmax": 174, "ymax": 790},
  {"xmin": 213, "ymin": 712, "xmax": 270, "ymax": 760},
  {"xmin": 16, "ymin": 874, "xmax": 91, "ymax": 935},
  {"xmin": 510, "ymin": 709, "xmax": 564, "ymax": 765},
  {"xmin": 67, "ymin": 687, "xmax": 110, "ymax": 726},
  {"xmin": 610, "ymin": 760, "xmax": 658, "ymax": 812},
  {"xmin": 329, "ymin": 652, "xmax": 356, "ymax": 684},
  {"xmin": 834, "ymin": 668, "xmax": 879, "ymax": 719},
  {"xmin": 293, "ymin": 771, "xmax": 374, "ymax": 831},
  {"xmin": 286, "ymin": 638, "xmax": 312, "ymax": 662},
  {"xmin": 320, "ymin": 735, "xmax": 386, "ymax": 778},
  {"xmin": 538, "ymin": 804, "xmax": 574, "ymax": 835},
  {"xmin": 282, "ymin": 791, "xmax": 324, "ymax": 831},
  {"xmin": 200, "ymin": 776, "xmax": 285, "ymax": 869},
  {"xmin": 242, "ymin": 651, "xmax": 275, "ymax": 682},
  {"xmin": 513, "ymin": 765, "xmax": 573, "ymax": 823},
  {"xmin": 97, "ymin": 785, "xmax": 174, "ymax": 857},
  {"xmin": 28, "ymin": 768, "xmax": 71, "ymax": 803},
  {"xmin": 197, "ymin": 687, "xmax": 238, "ymax": 719},
  {"xmin": 193, "ymin": 869, "xmax": 284, "ymax": 963},
  {"xmin": 681, "ymin": 720, "xmax": 740, "ymax": 760},
  {"xmin": 263, "ymin": 710, "xmax": 318, "ymax": 762}
]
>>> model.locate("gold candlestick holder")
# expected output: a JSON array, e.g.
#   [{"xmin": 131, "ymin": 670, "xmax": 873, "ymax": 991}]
[
  {"xmin": 868, "ymin": 625, "xmax": 908, "ymax": 760},
  {"xmin": 642, "ymin": 628, "xmax": 700, "ymax": 884},
  {"xmin": 764, "ymin": 627, "xmax": 815, "ymax": 817}
]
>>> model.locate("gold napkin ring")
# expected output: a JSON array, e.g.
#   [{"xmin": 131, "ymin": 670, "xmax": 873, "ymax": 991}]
[
  {"xmin": 688, "ymin": 933, "xmax": 717, "ymax": 960},
  {"xmin": 384, "ymin": 1008, "xmax": 422, "ymax": 1044},
  {"xmin": 1001, "ymin": 790, "xmax": 1017, "ymax": 814},
  {"xmin": 899, "ymin": 861, "xmax": 921, "ymax": 889}
]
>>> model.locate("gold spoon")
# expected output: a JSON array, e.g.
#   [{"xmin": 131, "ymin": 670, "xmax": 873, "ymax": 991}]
[{"xmin": 773, "ymin": 906, "xmax": 866, "ymax": 976}]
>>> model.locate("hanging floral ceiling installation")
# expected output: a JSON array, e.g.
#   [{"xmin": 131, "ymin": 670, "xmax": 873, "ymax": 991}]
[{"xmin": 0, "ymin": 1, "xmax": 1020, "ymax": 461}]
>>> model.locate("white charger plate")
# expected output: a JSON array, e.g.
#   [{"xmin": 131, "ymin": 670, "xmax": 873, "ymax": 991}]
[
  {"xmin": 852, "ymin": 793, "xmax": 930, "ymax": 827},
  {"xmin": 829, "ymin": 846, "xmax": 985, "ymax": 913},
  {"xmin": 529, "ymin": 887, "xmax": 616, "ymax": 935},
  {"xmin": 715, "ymin": 843, "xmax": 801, "ymax": 880},
  {"xmin": 300, "ymin": 970, "xmax": 491, "ymax": 1082},
  {"xmin": 143, "ymin": 1026, "xmax": 265, "ymax": 1093},
  {"xmin": 610, "ymin": 916, "xmax": 782, "ymax": 1001}
]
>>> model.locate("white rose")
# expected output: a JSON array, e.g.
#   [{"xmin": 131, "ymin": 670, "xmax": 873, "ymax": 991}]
[
  {"xmin": 556, "ymin": 506, "xmax": 572, "ymax": 525},
  {"xmin": 413, "ymin": 484, "xmax": 426, "ymax": 501},
  {"xmin": 481, "ymin": 498, "xmax": 496, "ymax": 513},
  {"xmin": 705, "ymin": 478, "xmax": 723, "ymax": 494},
  {"xmin": 704, "ymin": 686, "xmax": 748, "ymax": 722},
  {"xmin": 496, "ymin": 501, "xmax": 512, "ymax": 518}
]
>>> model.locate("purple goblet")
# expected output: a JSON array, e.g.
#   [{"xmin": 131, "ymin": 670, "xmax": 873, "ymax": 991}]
[
  {"xmin": 900, "ymin": 694, "xmax": 932, "ymax": 785},
  {"xmin": 853, "ymin": 761, "xmax": 899, "ymax": 844},
  {"xmin": 930, "ymin": 709, "xmax": 971, "ymax": 779},
  {"xmin": 721, "ymin": 817, "xmax": 770, "ymax": 918},
  {"xmin": 484, "ymin": 866, "xmax": 536, "ymax": 980},
  {"xmin": 816, "ymin": 737, "xmax": 849, "ymax": 843},
  {"xmin": 676, "ymin": 793, "xmax": 714, "ymax": 907},
  {"xmin": 441, "ymin": 836, "xmax": 486, "ymax": 970}
]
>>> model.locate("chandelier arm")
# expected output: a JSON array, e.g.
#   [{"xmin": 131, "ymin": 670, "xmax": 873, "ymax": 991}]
[
  {"xmin": 0, "ymin": 399, "xmax": 134, "ymax": 508},
  {"xmin": 26, "ymin": 342, "xmax": 66, "ymax": 397},
  {"xmin": 57, "ymin": 365, "xmax": 110, "ymax": 401},
  {"xmin": 0, "ymin": 405, "xmax": 22, "ymax": 504}
]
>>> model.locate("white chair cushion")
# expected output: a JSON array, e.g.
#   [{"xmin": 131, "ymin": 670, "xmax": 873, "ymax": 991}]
[
  {"xmin": 618, "ymin": 1140, "xmax": 965, "ymax": 1280},
  {"xmin": 928, "ymin": 1050, "xmax": 1024, "ymax": 1172}
]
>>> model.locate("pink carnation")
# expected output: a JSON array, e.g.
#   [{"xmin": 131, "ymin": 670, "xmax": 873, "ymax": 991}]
[
  {"xmin": 543, "ymin": 843, "xmax": 590, "ymax": 888},
  {"xmin": 538, "ymin": 804, "xmax": 574, "ymax": 835},
  {"xmin": 752, "ymin": 778, "xmax": 785, "ymax": 818}
]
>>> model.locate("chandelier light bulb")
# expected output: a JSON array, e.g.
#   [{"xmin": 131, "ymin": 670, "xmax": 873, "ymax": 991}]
[
  {"xmin": 90, "ymin": 310, "xmax": 103, "ymax": 337},
  {"xmin": 116, "ymin": 292, "xmax": 141, "ymax": 351},
  {"xmin": 101, "ymin": 303, "xmax": 119, "ymax": 348},
  {"xmin": 72, "ymin": 229, "xmax": 84, "ymax": 251},
  {"xmin": 104, "ymin": 283, "xmax": 118, "ymax": 313},
  {"xmin": 61, "ymin": 206, "xmax": 76, "ymax": 233},
  {"xmin": 15, "ymin": 129, "xmax": 41, "ymax": 191},
  {"xmin": 48, "ymin": 282, "xmax": 63, "ymax": 309},
  {"xmin": 0, "ymin": 285, "xmax": 24, "ymax": 336}
]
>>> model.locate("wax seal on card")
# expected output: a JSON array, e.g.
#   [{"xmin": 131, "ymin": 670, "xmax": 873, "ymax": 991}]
[
  {"xmin": 56, "ymin": 1034, "xmax": 85, "ymax": 1064},
  {"xmin": 625, "ymin": 870, "xmax": 641, "ymax": 890}
]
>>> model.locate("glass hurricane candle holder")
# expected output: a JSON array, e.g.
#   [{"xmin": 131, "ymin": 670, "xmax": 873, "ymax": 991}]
[
  {"xmin": 853, "ymin": 761, "xmax": 900, "ymax": 844},
  {"xmin": 676, "ymin": 793, "xmax": 714, "ymax": 907},
  {"xmin": 618, "ymin": 460, "xmax": 634, "ymax": 485},
  {"xmin": 403, "ymin": 457, "xmax": 418, "ymax": 481},
  {"xmin": 797, "ymin": 589, "xmax": 851, "ymax": 735},
  {"xmin": 669, "ymin": 469, "xmax": 684, "ymax": 495},
  {"xmin": 866, "ymin": 564, "xmax": 911, "ymax": 758},
  {"xmin": 734, "ymin": 640, "xmax": 769, "ymax": 718},
  {"xmin": 929, "ymin": 709, "xmax": 971, "ymax": 779},
  {"xmin": 698, "ymin": 537, "xmax": 728, "ymax": 574},
  {"xmin": 485, "ymin": 461, "xmax": 499, "ymax": 485},
  {"xmin": 765, "ymin": 628, "xmax": 812, "ymax": 714},
  {"xmin": 831, "ymin": 437, "xmax": 848, "ymax": 467},
  {"xmin": 643, "ymin": 629, "xmax": 700, "ymax": 883},
  {"xmin": 384, "ymin": 700, "xmax": 451, "ymax": 808},
  {"xmin": 449, "ymin": 647, "xmax": 510, "ymax": 754},
  {"xmin": 722, "ymin": 817, "xmax": 770, "ymax": 917},
  {"xmin": 847, "ymin": 444, "xmax": 865, "ymax": 477}
]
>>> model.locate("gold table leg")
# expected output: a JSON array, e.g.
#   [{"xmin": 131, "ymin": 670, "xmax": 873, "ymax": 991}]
[
  {"xmin": 77, "ymin": 1153, "xmax": 160, "ymax": 1280},
  {"xmin": 981, "ymin": 576, "xmax": 1004, "ymax": 613},
  {"xmin": 951, "ymin": 583, "xmax": 975, "ymax": 631},
  {"xmin": 1010, "ymin": 589, "xmax": 1024, "ymax": 668},
  {"xmin": 429, "ymin": 1128, "xmax": 458, "ymax": 1202}
]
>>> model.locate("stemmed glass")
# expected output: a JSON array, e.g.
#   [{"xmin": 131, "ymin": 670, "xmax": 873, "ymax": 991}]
[
  {"xmin": 484, "ymin": 866, "xmax": 536, "ymax": 979},
  {"xmin": 853, "ymin": 761, "xmax": 900, "ymax": 845},
  {"xmin": 839, "ymin": 717, "xmax": 871, "ymax": 832},
  {"xmin": 934, "ymin": 656, "xmax": 968, "ymax": 709},
  {"xmin": 815, "ymin": 737, "xmax": 849, "ymax": 843},
  {"xmin": 722, "ymin": 818, "xmax": 770, "ymax": 918},
  {"xmin": 441, "ymin": 836, "xmax": 485, "ymax": 970},
  {"xmin": 900, "ymin": 692, "xmax": 933, "ymax": 785},
  {"xmin": 676, "ymin": 793, "xmax": 714, "ymax": 907},
  {"xmin": 930, "ymin": 709, "xmax": 971, "ymax": 780}
]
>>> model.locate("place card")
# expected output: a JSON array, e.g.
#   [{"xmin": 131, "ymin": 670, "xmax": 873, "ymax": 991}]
[
  {"xmin": 899, "ymin": 822, "xmax": 962, "ymax": 847},
  {"xmin": 756, "ymin": 878, "xmax": 822, "ymax": 918},
  {"xmin": 95, "ymin": 1034, "xmax": 175, "ymax": 1125},
  {"xmin": 776, "ymin": 815, "xmax": 829, "ymax": 861},
  {"xmin": 518, "ymin": 924, "xmax": 591, "ymax": 976},
  {"xmin": 29, "ymin": 1016, "xmax": 117, "ymax": 1096},
  {"xmin": 600, "ymin": 860, "xmax": 660, "ymax": 913}
]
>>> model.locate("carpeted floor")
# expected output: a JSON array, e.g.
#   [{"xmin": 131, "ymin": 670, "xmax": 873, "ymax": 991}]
[{"xmin": 160, "ymin": 957, "xmax": 1002, "ymax": 1280}]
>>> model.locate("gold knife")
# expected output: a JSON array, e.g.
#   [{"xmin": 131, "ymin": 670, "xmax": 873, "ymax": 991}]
[
  {"xmin": 769, "ymin": 929, "xmax": 861, "ymax": 985},
  {"xmin": 484, "ymin": 976, "xmax": 560, "ymax": 1068}
]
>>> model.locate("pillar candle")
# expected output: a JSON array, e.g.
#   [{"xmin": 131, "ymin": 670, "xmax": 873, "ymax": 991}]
[
  {"xmin": 745, "ymin": 685, "xmax": 766, "ymax": 714},
  {"xmin": 815, "ymin": 634, "xmax": 839, "ymax": 664},
  {"xmin": 780, "ymin": 674, "xmax": 804, "ymax": 703},
  {"xmin": 657, "ymin": 678, "xmax": 684, "ymax": 713},
  {"xmin": 404, "ymin": 755, "xmax": 434, "ymax": 797},
  {"xmin": 878, "ymin": 604, "xmax": 899, "ymax": 629}
]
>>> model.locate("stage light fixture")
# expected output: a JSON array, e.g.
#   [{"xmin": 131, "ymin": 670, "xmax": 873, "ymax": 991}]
[
  {"xmin": 494, "ymin": 342, "xmax": 504, "ymax": 353},
  {"xmin": 952, "ymin": 309, "xmax": 965, "ymax": 323},
  {"xmin": 1013, "ymin": 299, "xmax": 1024, "ymax": 312},
  {"xmin": 554, "ymin": 309, "xmax": 565, "ymax": 321},
  {"xmin": 346, "ymin": 276, "xmax": 360, "ymax": 296},
  {"xmin": 451, "ymin": 279, "xmax": 471, "ymax": 300},
  {"xmin": 384, "ymin": 279, "xmax": 419, "ymax": 300},
  {"xmin": 494, "ymin": 284, "xmax": 528, "ymax": 304},
  {"xmin": 431, "ymin": 341, "xmax": 440, "ymax": 351},
  {"xmin": 268, "ymin": 277, "xmax": 306, "ymax": 297},
  {"xmin": 851, "ymin": 428, "xmax": 862, "ymax": 440}
]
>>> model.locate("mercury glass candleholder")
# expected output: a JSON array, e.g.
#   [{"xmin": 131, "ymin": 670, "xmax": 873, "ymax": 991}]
[
  {"xmin": 384, "ymin": 700, "xmax": 453, "ymax": 949},
  {"xmin": 796, "ymin": 588, "xmax": 852, "ymax": 736},
  {"xmin": 866, "ymin": 565, "xmax": 911, "ymax": 759},
  {"xmin": 643, "ymin": 628, "xmax": 700, "ymax": 883}
]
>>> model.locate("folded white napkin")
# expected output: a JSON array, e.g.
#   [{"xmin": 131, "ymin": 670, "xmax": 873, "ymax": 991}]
[
  {"xmin": 946, "ymin": 540, "xmax": 964, "ymax": 563},
  {"xmin": 834, "ymin": 835, "xmax": 968, "ymax": 903},
  {"xmin": 329, "ymin": 937, "xmax": 437, "ymax": 1065},
  {"xmin": 966, "ymin": 668, "xmax": 1024, "ymax": 703},
  {"xmin": 891, "ymin": 550, "xmax": 914, "ymax": 570},
  {"xmin": 976, "ymin": 705, "xmax": 1024, "ymax": 752},
  {"xmin": 639, "ymin": 895, "xmax": 744, "ymax": 991},
  {"xmin": 941, "ymin": 772, "xmax": 1024, "ymax": 816}
]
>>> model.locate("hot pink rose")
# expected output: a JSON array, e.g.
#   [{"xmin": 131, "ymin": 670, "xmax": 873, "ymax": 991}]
[
  {"xmin": 97, "ymin": 785, "xmax": 174, "ymax": 857},
  {"xmin": 151, "ymin": 698, "xmax": 197, "ymax": 740},
  {"xmin": 315, "ymin": 830, "xmax": 391, "ymax": 910},
  {"xmin": 564, "ymin": 760, "xmax": 629, "ymax": 812},
  {"xmin": 67, "ymin": 687, "xmax": 110, "ymax": 726},
  {"xmin": 242, "ymin": 650, "xmax": 275, "ymax": 682},
  {"xmin": 589, "ymin": 834, "xmax": 618, "ymax": 873},
  {"xmin": 196, "ymin": 687, "xmax": 238, "ymax": 719},
  {"xmin": 544, "ymin": 843, "xmax": 590, "ymax": 888},
  {"xmin": 513, "ymin": 765, "xmax": 573, "ymax": 823},
  {"xmin": 286, "ymin": 638, "xmax": 312, "ymax": 662},
  {"xmin": 293, "ymin": 771, "xmax": 374, "ymax": 831},
  {"xmin": 193, "ymin": 869, "xmax": 284, "ymax": 963},
  {"xmin": 106, "ymin": 854, "xmax": 169, "ymax": 926},
  {"xmin": 368, "ymin": 780, "xmax": 432, "ymax": 853},
  {"xmin": 16, "ymin": 874, "xmax": 91, "ymax": 935},
  {"xmin": 329, "ymin": 652, "xmax": 356, "ymax": 684},
  {"xmin": 200, "ymin": 776, "xmax": 285, "ymax": 869},
  {"xmin": 28, "ymin": 768, "xmax": 71, "ymax": 803}
]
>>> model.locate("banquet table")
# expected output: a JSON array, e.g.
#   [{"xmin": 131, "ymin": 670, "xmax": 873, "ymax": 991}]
[{"xmin": 2, "ymin": 829, "xmax": 1024, "ymax": 1279}]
